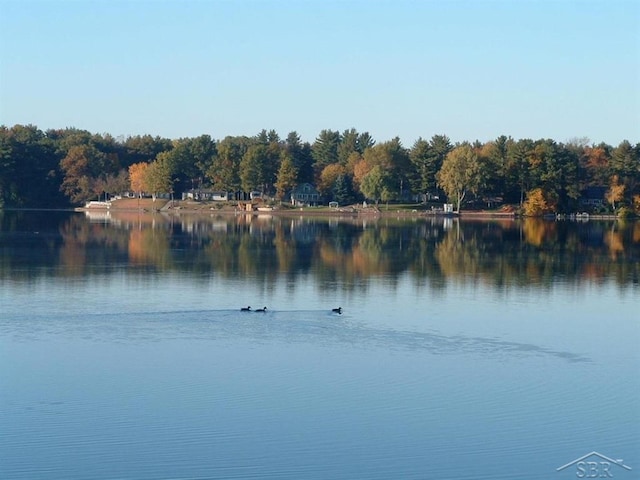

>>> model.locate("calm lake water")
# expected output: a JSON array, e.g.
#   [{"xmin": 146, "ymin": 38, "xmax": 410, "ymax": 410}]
[{"xmin": 1, "ymin": 210, "xmax": 638, "ymax": 480}]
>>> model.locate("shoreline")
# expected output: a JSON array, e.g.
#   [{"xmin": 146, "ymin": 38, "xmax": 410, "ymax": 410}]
[
  {"xmin": 69, "ymin": 198, "xmax": 619, "ymax": 220},
  {"xmin": 76, "ymin": 198, "xmax": 523, "ymax": 219}
]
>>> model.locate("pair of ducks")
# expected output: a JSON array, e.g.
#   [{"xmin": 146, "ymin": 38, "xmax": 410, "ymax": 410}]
[
  {"xmin": 241, "ymin": 306, "xmax": 342, "ymax": 314},
  {"xmin": 240, "ymin": 306, "xmax": 266, "ymax": 312}
]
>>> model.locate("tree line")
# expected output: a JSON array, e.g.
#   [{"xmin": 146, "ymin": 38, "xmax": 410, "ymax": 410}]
[{"xmin": 1, "ymin": 124, "xmax": 638, "ymax": 214}]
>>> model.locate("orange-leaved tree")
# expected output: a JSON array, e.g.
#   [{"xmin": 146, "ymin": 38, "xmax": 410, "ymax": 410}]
[
  {"xmin": 318, "ymin": 163, "xmax": 345, "ymax": 197},
  {"xmin": 129, "ymin": 162, "xmax": 148, "ymax": 198},
  {"xmin": 523, "ymin": 188, "xmax": 557, "ymax": 216}
]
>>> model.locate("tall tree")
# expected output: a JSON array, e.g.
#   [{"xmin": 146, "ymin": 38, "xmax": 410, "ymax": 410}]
[
  {"xmin": 264, "ymin": 140, "xmax": 283, "ymax": 194},
  {"xmin": 49, "ymin": 127, "xmax": 94, "ymax": 157},
  {"xmin": 129, "ymin": 162, "xmax": 149, "ymax": 197},
  {"xmin": 145, "ymin": 155, "xmax": 172, "ymax": 201},
  {"xmin": 606, "ymin": 175, "xmax": 625, "ymax": 212},
  {"xmin": 556, "ymin": 143, "xmax": 581, "ymax": 210},
  {"xmin": 332, "ymin": 174, "xmax": 356, "ymax": 205},
  {"xmin": 207, "ymin": 136, "xmax": 250, "ymax": 194},
  {"xmin": 429, "ymin": 135, "xmax": 452, "ymax": 167},
  {"xmin": 255, "ymin": 129, "xmax": 269, "ymax": 145},
  {"xmin": 338, "ymin": 128, "xmax": 360, "ymax": 165},
  {"xmin": 488, "ymin": 135, "xmax": 512, "ymax": 197},
  {"xmin": 123, "ymin": 134, "xmax": 173, "ymax": 167},
  {"xmin": 409, "ymin": 137, "xmax": 435, "ymax": 199},
  {"xmin": 275, "ymin": 152, "xmax": 298, "ymax": 201},
  {"xmin": 59, "ymin": 144, "xmax": 107, "ymax": 204},
  {"xmin": 311, "ymin": 129, "xmax": 340, "ymax": 181},
  {"xmin": 360, "ymin": 138, "xmax": 411, "ymax": 201},
  {"xmin": 505, "ymin": 139, "xmax": 533, "ymax": 205},
  {"xmin": 473, "ymin": 142, "xmax": 502, "ymax": 204},
  {"xmin": 188, "ymin": 134, "xmax": 218, "ymax": 188},
  {"xmin": 582, "ymin": 144, "xmax": 611, "ymax": 187},
  {"xmin": 285, "ymin": 131, "xmax": 314, "ymax": 184},
  {"xmin": 352, "ymin": 156, "xmax": 372, "ymax": 193},
  {"xmin": 266, "ymin": 129, "xmax": 280, "ymax": 144},
  {"xmin": 357, "ymin": 132, "xmax": 375, "ymax": 152},
  {"xmin": 159, "ymin": 136, "xmax": 215, "ymax": 195},
  {"xmin": 0, "ymin": 125, "xmax": 62, "ymax": 207},
  {"xmin": 526, "ymin": 139, "xmax": 580, "ymax": 211},
  {"xmin": 436, "ymin": 143, "xmax": 480, "ymax": 212},
  {"xmin": 409, "ymin": 134, "xmax": 451, "ymax": 200},
  {"xmin": 610, "ymin": 140, "xmax": 639, "ymax": 204},
  {"xmin": 360, "ymin": 165, "xmax": 393, "ymax": 205},
  {"xmin": 318, "ymin": 163, "xmax": 346, "ymax": 198},
  {"xmin": 387, "ymin": 137, "xmax": 412, "ymax": 200},
  {"xmin": 240, "ymin": 144, "xmax": 266, "ymax": 193},
  {"xmin": 360, "ymin": 165, "xmax": 384, "ymax": 205}
]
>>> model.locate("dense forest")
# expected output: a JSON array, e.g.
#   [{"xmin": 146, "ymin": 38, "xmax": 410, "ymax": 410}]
[{"xmin": 1, "ymin": 124, "xmax": 638, "ymax": 215}]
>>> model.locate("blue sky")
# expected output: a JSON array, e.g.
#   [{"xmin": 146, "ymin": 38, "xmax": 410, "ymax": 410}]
[{"xmin": 1, "ymin": 0, "xmax": 638, "ymax": 146}]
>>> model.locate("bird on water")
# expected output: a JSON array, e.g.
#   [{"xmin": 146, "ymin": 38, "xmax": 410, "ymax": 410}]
[
  {"xmin": 255, "ymin": 307, "xmax": 267, "ymax": 312},
  {"xmin": 332, "ymin": 307, "xmax": 342, "ymax": 314},
  {"xmin": 241, "ymin": 306, "xmax": 251, "ymax": 311}
]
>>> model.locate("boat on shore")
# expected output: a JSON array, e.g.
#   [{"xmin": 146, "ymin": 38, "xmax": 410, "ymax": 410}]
[{"xmin": 83, "ymin": 201, "xmax": 111, "ymax": 209}]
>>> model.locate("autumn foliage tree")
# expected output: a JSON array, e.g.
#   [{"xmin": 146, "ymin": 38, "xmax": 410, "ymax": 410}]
[
  {"xmin": 522, "ymin": 188, "xmax": 557, "ymax": 216},
  {"xmin": 59, "ymin": 145, "xmax": 106, "ymax": 204},
  {"xmin": 318, "ymin": 163, "xmax": 346, "ymax": 197},
  {"xmin": 436, "ymin": 144, "xmax": 480, "ymax": 212},
  {"xmin": 2, "ymin": 123, "xmax": 639, "ymax": 213},
  {"xmin": 606, "ymin": 175, "xmax": 625, "ymax": 212},
  {"xmin": 129, "ymin": 162, "xmax": 149, "ymax": 197}
]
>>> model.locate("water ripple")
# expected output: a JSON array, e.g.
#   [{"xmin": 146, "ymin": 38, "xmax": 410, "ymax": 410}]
[{"xmin": 1, "ymin": 309, "xmax": 591, "ymax": 363}]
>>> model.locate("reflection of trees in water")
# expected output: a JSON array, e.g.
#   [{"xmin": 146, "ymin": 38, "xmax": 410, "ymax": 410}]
[
  {"xmin": 274, "ymin": 224, "xmax": 296, "ymax": 274},
  {"xmin": 1, "ymin": 212, "xmax": 639, "ymax": 288},
  {"xmin": 426, "ymin": 219, "xmax": 638, "ymax": 288},
  {"xmin": 318, "ymin": 229, "xmax": 388, "ymax": 280},
  {"xmin": 128, "ymin": 227, "xmax": 172, "ymax": 269},
  {"xmin": 58, "ymin": 213, "xmax": 131, "ymax": 275},
  {"xmin": 522, "ymin": 218, "xmax": 556, "ymax": 247},
  {"xmin": 435, "ymin": 230, "xmax": 477, "ymax": 279},
  {"xmin": 604, "ymin": 225, "xmax": 624, "ymax": 260},
  {"xmin": 0, "ymin": 210, "xmax": 65, "ymax": 277}
]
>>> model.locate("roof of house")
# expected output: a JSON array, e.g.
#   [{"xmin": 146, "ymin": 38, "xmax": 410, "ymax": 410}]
[
  {"xmin": 582, "ymin": 186, "xmax": 606, "ymax": 198},
  {"xmin": 291, "ymin": 183, "xmax": 319, "ymax": 194}
]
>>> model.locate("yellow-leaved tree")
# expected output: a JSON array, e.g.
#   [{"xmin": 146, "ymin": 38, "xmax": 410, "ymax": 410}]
[
  {"xmin": 318, "ymin": 163, "xmax": 345, "ymax": 197},
  {"xmin": 606, "ymin": 175, "xmax": 625, "ymax": 212},
  {"xmin": 128, "ymin": 162, "xmax": 148, "ymax": 198},
  {"xmin": 522, "ymin": 188, "xmax": 556, "ymax": 216},
  {"xmin": 436, "ymin": 144, "xmax": 479, "ymax": 213}
]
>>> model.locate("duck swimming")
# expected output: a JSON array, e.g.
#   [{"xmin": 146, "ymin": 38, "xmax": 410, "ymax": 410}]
[
  {"xmin": 255, "ymin": 307, "xmax": 267, "ymax": 312},
  {"xmin": 241, "ymin": 306, "xmax": 251, "ymax": 311},
  {"xmin": 332, "ymin": 307, "xmax": 342, "ymax": 314}
]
